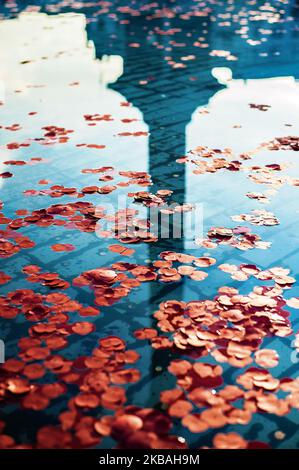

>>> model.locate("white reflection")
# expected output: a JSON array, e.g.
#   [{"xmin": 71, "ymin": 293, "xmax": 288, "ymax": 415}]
[
  {"xmin": 211, "ymin": 67, "xmax": 232, "ymax": 85},
  {"xmin": 187, "ymin": 68, "xmax": 299, "ymax": 153},
  {"xmin": 185, "ymin": 68, "xmax": 299, "ymax": 250},
  {"xmin": 98, "ymin": 54, "xmax": 123, "ymax": 85},
  {"xmin": 0, "ymin": 12, "xmax": 148, "ymax": 172}
]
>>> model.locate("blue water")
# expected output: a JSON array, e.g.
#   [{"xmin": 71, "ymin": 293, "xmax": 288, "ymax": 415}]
[{"xmin": 0, "ymin": 0, "xmax": 299, "ymax": 449}]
